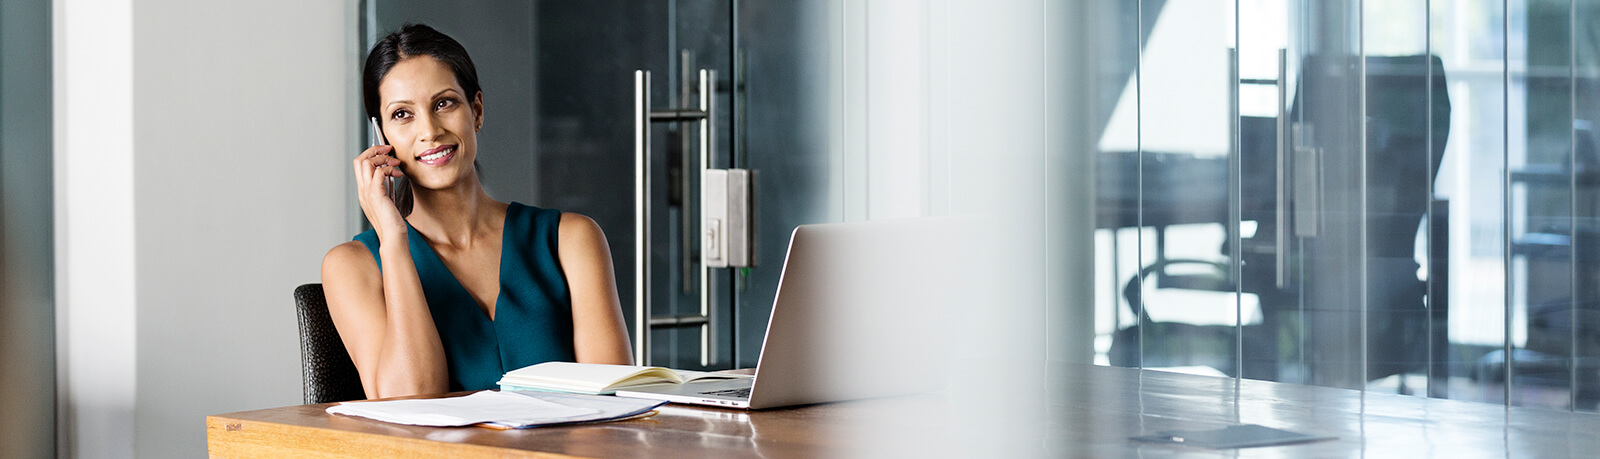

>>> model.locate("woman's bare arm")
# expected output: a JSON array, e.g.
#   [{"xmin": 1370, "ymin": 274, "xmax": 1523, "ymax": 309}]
[
  {"xmin": 319, "ymin": 145, "xmax": 450, "ymax": 399},
  {"xmin": 322, "ymin": 241, "xmax": 449, "ymax": 399},
  {"xmin": 558, "ymin": 213, "xmax": 634, "ymax": 365}
]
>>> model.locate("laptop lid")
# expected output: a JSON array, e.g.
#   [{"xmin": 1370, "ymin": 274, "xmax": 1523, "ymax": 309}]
[{"xmin": 744, "ymin": 218, "xmax": 960, "ymax": 410}]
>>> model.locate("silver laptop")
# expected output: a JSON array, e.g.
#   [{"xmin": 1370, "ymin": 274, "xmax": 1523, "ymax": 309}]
[{"xmin": 615, "ymin": 218, "xmax": 960, "ymax": 409}]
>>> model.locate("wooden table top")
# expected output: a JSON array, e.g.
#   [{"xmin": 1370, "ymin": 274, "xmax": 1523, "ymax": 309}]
[
  {"xmin": 207, "ymin": 391, "xmax": 910, "ymax": 458},
  {"xmin": 209, "ymin": 364, "xmax": 1600, "ymax": 458}
]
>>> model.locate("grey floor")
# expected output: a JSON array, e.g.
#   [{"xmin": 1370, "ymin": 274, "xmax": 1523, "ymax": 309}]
[{"xmin": 1047, "ymin": 365, "xmax": 1600, "ymax": 457}]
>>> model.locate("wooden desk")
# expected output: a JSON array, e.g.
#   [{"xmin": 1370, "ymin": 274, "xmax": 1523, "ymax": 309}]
[
  {"xmin": 209, "ymin": 365, "xmax": 1600, "ymax": 458},
  {"xmin": 207, "ymin": 392, "xmax": 894, "ymax": 458}
]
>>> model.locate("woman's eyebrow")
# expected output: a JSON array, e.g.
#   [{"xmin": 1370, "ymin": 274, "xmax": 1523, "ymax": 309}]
[{"xmin": 386, "ymin": 88, "xmax": 461, "ymax": 110}]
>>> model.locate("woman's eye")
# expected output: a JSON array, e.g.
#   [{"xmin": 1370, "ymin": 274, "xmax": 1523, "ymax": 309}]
[
  {"xmin": 391, "ymin": 109, "xmax": 411, "ymax": 121},
  {"xmin": 435, "ymin": 99, "xmax": 457, "ymax": 111}
]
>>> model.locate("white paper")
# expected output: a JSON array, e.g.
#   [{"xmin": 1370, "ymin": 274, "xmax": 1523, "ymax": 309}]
[
  {"xmin": 486, "ymin": 391, "xmax": 667, "ymax": 428},
  {"xmin": 326, "ymin": 391, "xmax": 598, "ymax": 427}
]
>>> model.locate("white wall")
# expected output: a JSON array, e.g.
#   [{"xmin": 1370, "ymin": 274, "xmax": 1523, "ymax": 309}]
[
  {"xmin": 56, "ymin": 0, "xmax": 137, "ymax": 456},
  {"xmin": 863, "ymin": 0, "xmax": 931, "ymax": 219},
  {"xmin": 55, "ymin": 1, "xmax": 355, "ymax": 457}
]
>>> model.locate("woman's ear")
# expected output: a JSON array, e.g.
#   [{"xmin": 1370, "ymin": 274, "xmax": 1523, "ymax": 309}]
[{"xmin": 473, "ymin": 92, "xmax": 484, "ymax": 131}]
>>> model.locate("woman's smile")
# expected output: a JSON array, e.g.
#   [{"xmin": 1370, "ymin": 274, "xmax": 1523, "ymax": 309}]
[{"xmin": 417, "ymin": 144, "xmax": 457, "ymax": 166}]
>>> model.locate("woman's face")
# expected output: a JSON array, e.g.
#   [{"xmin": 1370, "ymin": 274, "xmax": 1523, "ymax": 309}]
[{"xmin": 377, "ymin": 56, "xmax": 482, "ymax": 192}]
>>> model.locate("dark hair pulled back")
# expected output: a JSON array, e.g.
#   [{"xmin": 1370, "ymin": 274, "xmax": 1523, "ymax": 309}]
[
  {"xmin": 362, "ymin": 24, "xmax": 483, "ymax": 218},
  {"xmin": 363, "ymin": 23, "xmax": 482, "ymax": 120}
]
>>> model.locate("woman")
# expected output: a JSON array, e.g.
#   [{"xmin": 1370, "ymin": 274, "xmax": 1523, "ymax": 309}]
[{"xmin": 322, "ymin": 24, "xmax": 632, "ymax": 399}]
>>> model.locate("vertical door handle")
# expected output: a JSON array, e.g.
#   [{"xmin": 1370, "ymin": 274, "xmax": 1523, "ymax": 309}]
[
  {"xmin": 635, "ymin": 69, "xmax": 723, "ymax": 367},
  {"xmin": 698, "ymin": 69, "xmax": 716, "ymax": 367},
  {"xmin": 1227, "ymin": 48, "xmax": 1241, "ymax": 285},
  {"xmin": 634, "ymin": 70, "xmax": 653, "ymax": 365},
  {"xmin": 1275, "ymin": 48, "xmax": 1289, "ymax": 289}
]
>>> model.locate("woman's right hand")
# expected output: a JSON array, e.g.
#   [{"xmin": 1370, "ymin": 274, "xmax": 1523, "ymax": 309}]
[
  {"xmin": 353, "ymin": 145, "xmax": 408, "ymax": 242},
  {"xmin": 329, "ymin": 144, "xmax": 448, "ymax": 399}
]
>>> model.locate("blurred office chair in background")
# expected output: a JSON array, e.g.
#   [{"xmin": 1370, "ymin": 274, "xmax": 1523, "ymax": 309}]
[
  {"xmin": 294, "ymin": 283, "xmax": 366, "ymax": 404},
  {"xmin": 1108, "ymin": 258, "xmax": 1268, "ymax": 377},
  {"xmin": 1110, "ymin": 54, "xmax": 1451, "ymax": 390},
  {"xmin": 1312, "ymin": 54, "xmax": 1449, "ymax": 388}
]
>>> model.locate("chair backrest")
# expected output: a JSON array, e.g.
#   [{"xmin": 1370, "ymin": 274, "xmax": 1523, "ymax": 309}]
[{"xmin": 293, "ymin": 283, "xmax": 367, "ymax": 404}]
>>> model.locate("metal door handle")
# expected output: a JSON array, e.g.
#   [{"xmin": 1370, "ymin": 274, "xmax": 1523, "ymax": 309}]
[
  {"xmin": 633, "ymin": 69, "xmax": 719, "ymax": 367},
  {"xmin": 1227, "ymin": 48, "xmax": 1241, "ymax": 285},
  {"xmin": 697, "ymin": 69, "xmax": 714, "ymax": 367},
  {"xmin": 1274, "ymin": 48, "xmax": 1288, "ymax": 289},
  {"xmin": 634, "ymin": 70, "xmax": 653, "ymax": 365}
]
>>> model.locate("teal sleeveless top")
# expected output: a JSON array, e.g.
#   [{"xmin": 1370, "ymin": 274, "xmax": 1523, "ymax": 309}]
[{"xmin": 353, "ymin": 202, "xmax": 576, "ymax": 391}]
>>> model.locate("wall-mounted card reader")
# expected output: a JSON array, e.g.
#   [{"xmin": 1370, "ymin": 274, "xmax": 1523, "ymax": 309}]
[{"xmin": 703, "ymin": 168, "xmax": 753, "ymax": 267}]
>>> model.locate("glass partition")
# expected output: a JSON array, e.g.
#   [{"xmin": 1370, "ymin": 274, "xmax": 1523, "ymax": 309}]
[
  {"xmin": 1093, "ymin": 0, "xmax": 1600, "ymax": 413},
  {"xmin": 1509, "ymin": 0, "xmax": 1580, "ymax": 410}
]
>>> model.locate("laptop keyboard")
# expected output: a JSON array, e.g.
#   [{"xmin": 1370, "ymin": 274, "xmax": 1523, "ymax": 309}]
[{"xmin": 699, "ymin": 387, "xmax": 751, "ymax": 398}]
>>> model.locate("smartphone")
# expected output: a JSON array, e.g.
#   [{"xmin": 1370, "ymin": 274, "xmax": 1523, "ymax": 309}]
[{"xmin": 368, "ymin": 117, "xmax": 412, "ymax": 217}]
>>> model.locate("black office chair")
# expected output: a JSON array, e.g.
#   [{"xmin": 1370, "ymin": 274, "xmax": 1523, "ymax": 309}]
[{"xmin": 294, "ymin": 283, "xmax": 367, "ymax": 404}]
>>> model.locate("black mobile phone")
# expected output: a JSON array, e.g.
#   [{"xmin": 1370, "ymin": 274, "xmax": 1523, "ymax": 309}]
[{"xmin": 368, "ymin": 117, "xmax": 413, "ymax": 217}]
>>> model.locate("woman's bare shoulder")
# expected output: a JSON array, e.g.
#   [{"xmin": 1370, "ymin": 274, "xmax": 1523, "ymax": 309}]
[
  {"xmin": 322, "ymin": 240, "xmax": 378, "ymax": 281},
  {"xmin": 557, "ymin": 212, "xmax": 607, "ymax": 246},
  {"xmin": 558, "ymin": 211, "xmax": 599, "ymax": 230}
]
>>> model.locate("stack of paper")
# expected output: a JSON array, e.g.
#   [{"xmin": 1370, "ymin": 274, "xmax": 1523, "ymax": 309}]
[{"xmin": 326, "ymin": 390, "xmax": 665, "ymax": 429}]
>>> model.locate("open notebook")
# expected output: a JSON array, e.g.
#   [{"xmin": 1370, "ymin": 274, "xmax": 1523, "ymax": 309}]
[{"xmin": 497, "ymin": 362, "xmax": 751, "ymax": 395}]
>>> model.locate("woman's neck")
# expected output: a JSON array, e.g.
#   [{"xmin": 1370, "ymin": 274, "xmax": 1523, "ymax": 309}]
[{"xmin": 406, "ymin": 175, "xmax": 505, "ymax": 249}]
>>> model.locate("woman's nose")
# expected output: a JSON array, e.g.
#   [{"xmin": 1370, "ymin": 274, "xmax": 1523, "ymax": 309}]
[{"xmin": 415, "ymin": 112, "xmax": 445, "ymax": 143}]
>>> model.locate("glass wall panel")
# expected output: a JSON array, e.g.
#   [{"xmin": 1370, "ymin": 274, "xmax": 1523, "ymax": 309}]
[
  {"xmin": 1420, "ymin": 0, "xmax": 1515, "ymax": 405},
  {"xmin": 1236, "ymin": 0, "xmax": 1301, "ymax": 383},
  {"xmin": 1098, "ymin": 0, "xmax": 1243, "ymax": 377},
  {"xmin": 733, "ymin": 0, "xmax": 843, "ymax": 367},
  {"xmin": 1285, "ymin": 0, "xmax": 1369, "ymax": 390},
  {"xmin": 1359, "ymin": 0, "xmax": 1444, "ymax": 399},
  {"xmin": 1510, "ymin": 0, "xmax": 1581, "ymax": 411},
  {"xmin": 1574, "ymin": 0, "xmax": 1600, "ymax": 413},
  {"xmin": 1090, "ymin": 1, "xmax": 1143, "ymax": 368}
]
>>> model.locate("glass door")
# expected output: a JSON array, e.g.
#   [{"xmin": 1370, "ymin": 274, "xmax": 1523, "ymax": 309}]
[{"xmin": 628, "ymin": 0, "xmax": 739, "ymax": 370}]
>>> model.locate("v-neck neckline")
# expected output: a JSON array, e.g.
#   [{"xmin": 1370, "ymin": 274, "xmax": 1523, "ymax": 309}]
[{"xmin": 407, "ymin": 204, "xmax": 514, "ymax": 323}]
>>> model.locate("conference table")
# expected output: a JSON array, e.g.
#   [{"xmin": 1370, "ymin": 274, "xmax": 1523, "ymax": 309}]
[{"xmin": 208, "ymin": 364, "xmax": 1600, "ymax": 458}]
